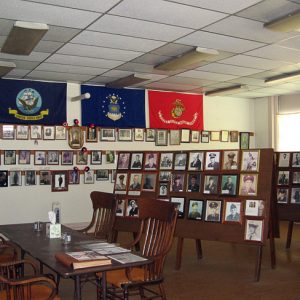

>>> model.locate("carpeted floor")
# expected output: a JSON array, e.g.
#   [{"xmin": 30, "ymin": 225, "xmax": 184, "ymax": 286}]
[{"xmin": 52, "ymin": 221, "xmax": 300, "ymax": 299}]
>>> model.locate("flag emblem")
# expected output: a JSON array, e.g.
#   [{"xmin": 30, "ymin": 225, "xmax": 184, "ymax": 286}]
[
  {"xmin": 103, "ymin": 93, "xmax": 125, "ymax": 121},
  {"xmin": 16, "ymin": 88, "xmax": 42, "ymax": 115}
]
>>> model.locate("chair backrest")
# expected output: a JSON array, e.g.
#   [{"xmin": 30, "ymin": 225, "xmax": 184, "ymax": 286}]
[
  {"xmin": 88, "ymin": 191, "xmax": 117, "ymax": 240},
  {"xmin": 133, "ymin": 198, "xmax": 178, "ymax": 279}
]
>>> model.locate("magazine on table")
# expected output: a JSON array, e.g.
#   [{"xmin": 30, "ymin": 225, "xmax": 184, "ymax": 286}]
[{"xmin": 108, "ymin": 253, "xmax": 148, "ymax": 264}]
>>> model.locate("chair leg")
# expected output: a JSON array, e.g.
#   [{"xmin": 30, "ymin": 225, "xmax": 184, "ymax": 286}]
[
  {"xmin": 96, "ymin": 277, "xmax": 102, "ymax": 300},
  {"xmin": 139, "ymin": 286, "xmax": 146, "ymax": 299},
  {"xmin": 159, "ymin": 283, "xmax": 167, "ymax": 300},
  {"xmin": 124, "ymin": 287, "xmax": 129, "ymax": 300}
]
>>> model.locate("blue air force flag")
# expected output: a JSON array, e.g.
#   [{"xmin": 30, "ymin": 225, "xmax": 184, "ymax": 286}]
[
  {"xmin": 81, "ymin": 85, "xmax": 146, "ymax": 128},
  {"xmin": 0, "ymin": 79, "xmax": 66, "ymax": 125}
]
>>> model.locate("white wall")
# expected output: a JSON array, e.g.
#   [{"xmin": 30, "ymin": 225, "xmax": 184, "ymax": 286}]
[{"xmin": 0, "ymin": 83, "xmax": 258, "ymax": 225}]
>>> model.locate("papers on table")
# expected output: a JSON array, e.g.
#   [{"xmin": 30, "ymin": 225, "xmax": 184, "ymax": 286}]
[
  {"xmin": 83, "ymin": 242, "xmax": 131, "ymax": 255},
  {"xmin": 108, "ymin": 253, "xmax": 147, "ymax": 264}
]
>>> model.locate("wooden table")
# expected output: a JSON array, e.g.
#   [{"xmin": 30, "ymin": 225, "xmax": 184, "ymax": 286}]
[{"xmin": 0, "ymin": 223, "xmax": 150, "ymax": 300}]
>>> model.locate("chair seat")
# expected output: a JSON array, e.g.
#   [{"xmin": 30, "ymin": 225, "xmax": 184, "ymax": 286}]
[
  {"xmin": 97, "ymin": 267, "xmax": 145, "ymax": 288},
  {"xmin": 0, "ymin": 285, "xmax": 61, "ymax": 300}
]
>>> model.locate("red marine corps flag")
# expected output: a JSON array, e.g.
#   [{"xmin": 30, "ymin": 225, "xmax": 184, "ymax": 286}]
[{"xmin": 148, "ymin": 90, "xmax": 203, "ymax": 130}]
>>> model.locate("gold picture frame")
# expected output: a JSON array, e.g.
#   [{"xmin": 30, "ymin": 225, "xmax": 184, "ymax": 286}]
[{"xmin": 68, "ymin": 126, "xmax": 84, "ymax": 149}]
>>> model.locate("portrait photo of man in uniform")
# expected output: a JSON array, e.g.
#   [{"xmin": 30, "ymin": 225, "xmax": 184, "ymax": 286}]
[
  {"xmin": 222, "ymin": 151, "xmax": 238, "ymax": 170},
  {"xmin": 205, "ymin": 151, "xmax": 220, "ymax": 170},
  {"xmin": 188, "ymin": 200, "xmax": 203, "ymax": 220},
  {"xmin": 221, "ymin": 175, "xmax": 237, "ymax": 195},
  {"xmin": 205, "ymin": 200, "xmax": 222, "ymax": 222},
  {"xmin": 245, "ymin": 220, "xmax": 263, "ymax": 241},
  {"xmin": 224, "ymin": 202, "xmax": 241, "ymax": 222}
]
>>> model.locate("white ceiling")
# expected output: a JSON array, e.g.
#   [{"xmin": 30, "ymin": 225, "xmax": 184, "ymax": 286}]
[{"xmin": 1, "ymin": 0, "xmax": 300, "ymax": 98}]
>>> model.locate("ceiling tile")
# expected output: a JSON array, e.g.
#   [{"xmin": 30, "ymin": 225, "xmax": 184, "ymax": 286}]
[
  {"xmin": 88, "ymin": 76, "xmax": 114, "ymax": 85},
  {"xmin": 151, "ymin": 43, "xmax": 194, "ymax": 56},
  {"xmin": 277, "ymin": 35, "xmax": 300, "ymax": 50},
  {"xmin": 5, "ymin": 69, "xmax": 30, "ymax": 77},
  {"xmin": 0, "ymin": 19, "xmax": 14, "ymax": 35},
  {"xmin": 1, "ymin": 59, "xmax": 41, "ymax": 69},
  {"xmin": 88, "ymin": 15, "xmax": 194, "ymax": 42},
  {"xmin": 131, "ymin": 53, "xmax": 170, "ymax": 65},
  {"xmin": 227, "ymin": 77, "xmax": 266, "ymax": 87},
  {"xmin": 34, "ymin": 40, "xmax": 64, "ymax": 53},
  {"xmin": 27, "ymin": 70, "xmax": 94, "ymax": 82},
  {"xmin": 71, "ymin": 31, "xmax": 165, "ymax": 52},
  {"xmin": 110, "ymin": 0, "xmax": 227, "ymax": 29},
  {"xmin": 0, "ymin": 51, "xmax": 50, "ymax": 62},
  {"xmin": 0, "ymin": 0, "xmax": 101, "ymax": 29},
  {"xmin": 159, "ymin": 75, "xmax": 215, "ymax": 86},
  {"xmin": 179, "ymin": 70, "xmax": 238, "ymax": 81},
  {"xmin": 42, "ymin": 26, "xmax": 80, "ymax": 42},
  {"xmin": 177, "ymin": 31, "xmax": 265, "ymax": 53},
  {"xmin": 145, "ymin": 82, "xmax": 198, "ymax": 91},
  {"xmin": 101, "ymin": 70, "xmax": 133, "ymax": 78}
]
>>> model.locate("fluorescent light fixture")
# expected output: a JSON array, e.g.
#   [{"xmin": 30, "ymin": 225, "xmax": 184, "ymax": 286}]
[
  {"xmin": 0, "ymin": 61, "xmax": 16, "ymax": 77},
  {"xmin": 154, "ymin": 47, "xmax": 219, "ymax": 71},
  {"xmin": 71, "ymin": 93, "xmax": 91, "ymax": 102},
  {"xmin": 264, "ymin": 10, "xmax": 300, "ymax": 32},
  {"xmin": 205, "ymin": 85, "xmax": 247, "ymax": 96},
  {"xmin": 105, "ymin": 74, "xmax": 149, "ymax": 88},
  {"xmin": 265, "ymin": 71, "xmax": 300, "ymax": 84},
  {"xmin": 1, "ymin": 21, "xmax": 49, "ymax": 55}
]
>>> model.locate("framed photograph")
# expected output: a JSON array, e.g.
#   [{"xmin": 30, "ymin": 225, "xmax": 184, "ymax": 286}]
[
  {"xmin": 61, "ymin": 151, "xmax": 73, "ymax": 165},
  {"xmin": 134, "ymin": 128, "xmax": 144, "ymax": 141},
  {"xmin": 205, "ymin": 200, "xmax": 222, "ymax": 222},
  {"xmin": 146, "ymin": 129, "xmax": 155, "ymax": 142},
  {"xmin": 245, "ymin": 219, "xmax": 263, "ymax": 242},
  {"xmin": 2, "ymin": 125, "xmax": 15, "ymax": 139},
  {"xmin": 130, "ymin": 153, "xmax": 143, "ymax": 170},
  {"xmin": 241, "ymin": 150, "xmax": 260, "ymax": 172},
  {"xmin": 159, "ymin": 171, "xmax": 171, "ymax": 182},
  {"xmin": 128, "ymin": 173, "xmax": 142, "ymax": 195},
  {"xmin": 239, "ymin": 174, "xmax": 258, "ymax": 196},
  {"xmin": 114, "ymin": 173, "xmax": 128, "ymax": 194},
  {"xmin": 278, "ymin": 152, "xmax": 290, "ymax": 167},
  {"xmin": 203, "ymin": 175, "xmax": 218, "ymax": 195},
  {"xmin": 4, "ymin": 150, "xmax": 16, "ymax": 165},
  {"xmin": 142, "ymin": 173, "xmax": 157, "ymax": 191},
  {"xmin": 116, "ymin": 199, "xmax": 125, "ymax": 217},
  {"xmin": 174, "ymin": 153, "xmax": 187, "ymax": 171},
  {"xmin": 39, "ymin": 170, "xmax": 51, "ymax": 185},
  {"xmin": 84, "ymin": 170, "xmax": 94, "ymax": 184},
  {"xmin": 191, "ymin": 131, "xmax": 200, "ymax": 143},
  {"xmin": 292, "ymin": 152, "xmax": 300, "ymax": 167},
  {"xmin": 30, "ymin": 125, "xmax": 42, "ymax": 140},
  {"xmin": 230, "ymin": 131, "xmax": 239, "ymax": 142},
  {"xmin": 159, "ymin": 153, "xmax": 173, "ymax": 170},
  {"xmin": 118, "ymin": 128, "xmax": 132, "ymax": 141},
  {"xmin": 144, "ymin": 153, "xmax": 158, "ymax": 170},
  {"xmin": 171, "ymin": 173, "xmax": 185, "ymax": 192},
  {"xmin": 69, "ymin": 169, "xmax": 80, "ymax": 184},
  {"xmin": 105, "ymin": 151, "xmax": 116, "ymax": 164},
  {"xmin": 34, "ymin": 151, "xmax": 46, "ymax": 165},
  {"xmin": 10, "ymin": 171, "xmax": 22, "ymax": 186},
  {"xmin": 277, "ymin": 170, "xmax": 289, "ymax": 185},
  {"xmin": 52, "ymin": 171, "xmax": 68, "ymax": 192},
  {"xmin": 169, "ymin": 130, "xmax": 181, "ymax": 145},
  {"xmin": 25, "ymin": 170, "xmax": 36, "ymax": 186},
  {"xmin": 277, "ymin": 188, "xmax": 288, "ymax": 203},
  {"xmin": 91, "ymin": 151, "xmax": 102, "ymax": 165},
  {"xmin": 76, "ymin": 151, "xmax": 88, "ymax": 165},
  {"xmin": 239, "ymin": 132, "xmax": 250, "ymax": 150},
  {"xmin": 55, "ymin": 125, "xmax": 67, "ymax": 140},
  {"xmin": 205, "ymin": 151, "xmax": 220, "ymax": 170},
  {"xmin": 291, "ymin": 187, "xmax": 300, "ymax": 204},
  {"xmin": 170, "ymin": 197, "xmax": 185, "ymax": 218},
  {"xmin": 210, "ymin": 131, "xmax": 220, "ymax": 141},
  {"xmin": 16, "ymin": 125, "xmax": 29, "ymax": 140},
  {"xmin": 95, "ymin": 170, "xmax": 109, "ymax": 181},
  {"xmin": 126, "ymin": 199, "xmax": 139, "ymax": 217},
  {"xmin": 155, "ymin": 129, "xmax": 168, "ymax": 146},
  {"xmin": 47, "ymin": 150, "xmax": 59, "ymax": 165},
  {"xmin": 186, "ymin": 173, "xmax": 200, "ymax": 192},
  {"xmin": 100, "ymin": 128, "xmax": 115, "ymax": 141},
  {"xmin": 293, "ymin": 171, "xmax": 300, "ymax": 184},
  {"xmin": 201, "ymin": 130, "xmax": 209, "ymax": 143},
  {"xmin": 68, "ymin": 126, "xmax": 84, "ymax": 149},
  {"xmin": 221, "ymin": 174, "xmax": 238, "ymax": 196},
  {"xmin": 220, "ymin": 130, "xmax": 229, "ymax": 142},
  {"xmin": 181, "ymin": 129, "xmax": 190, "ymax": 143},
  {"xmin": 188, "ymin": 200, "xmax": 203, "ymax": 220},
  {"xmin": 245, "ymin": 200, "xmax": 265, "ymax": 216},
  {"xmin": 188, "ymin": 152, "xmax": 204, "ymax": 171},
  {"xmin": 43, "ymin": 126, "xmax": 55, "ymax": 140},
  {"xmin": 18, "ymin": 150, "xmax": 31, "ymax": 164},
  {"xmin": 223, "ymin": 201, "xmax": 241, "ymax": 223},
  {"xmin": 0, "ymin": 171, "xmax": 8, "ymax": 187},
  {"xmin": 159, "ymin": 182, "xmax": 168, "ymax": 197},
  {"xmin": 85, "ymin": 126, "xmax": 97, "ymax": 142},
  {"xmin": 117, "ymin": 153, "xmax": 131, "ymax": 170},
  {"xmin": 222, "ymin": 150, "xmax": 239, "ymax": 170}
]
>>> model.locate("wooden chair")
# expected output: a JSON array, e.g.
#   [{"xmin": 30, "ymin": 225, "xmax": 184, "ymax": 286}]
[
  {"xmin": 77, "ymin": 191, "xmax": 117, "ymax": 242},
  {"xmin": 97, "ymin": 198, "xmax": 178, "ymax": 300},
  {"xmin": 0, "ymin": 260, "xmax": 60, "ymax": 300},
  {"xmin": 0, "ymin": 237, "xmax": 17, "ymax": 264}
]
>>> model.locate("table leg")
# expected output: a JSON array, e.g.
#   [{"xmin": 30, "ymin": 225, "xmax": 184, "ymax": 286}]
[
  {"xmin": 102, "ymin": 272, "xmax": 107, "ymax": 300},
  {"xmin": 195, "ymin": 239, "xmax": 203, "ymax": 259},
  {"xmin": 286, "ymin": 221, "xmax": 294, "ymax": 249},
  {"xmin": 175, "ymin": 237, "xmax": 184, "ymax": 270},
  {"xmin": 254, "ymin": 245, "xmax": 263, "ymax": 282},
  {"xmin": 74, "ymin": 275, "xmax": 81, "ymax": 300}
]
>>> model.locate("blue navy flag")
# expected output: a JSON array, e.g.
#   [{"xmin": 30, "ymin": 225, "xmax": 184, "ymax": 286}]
[
  {"xmin": 0, "ymin": 79, "xmax": 66, "ymax": 125},
  {"xmin": 81, "ymin": 85, "xmax": 146, "ymax": 128}
]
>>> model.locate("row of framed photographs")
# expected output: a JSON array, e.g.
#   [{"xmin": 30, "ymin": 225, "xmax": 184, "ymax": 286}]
[
  {"xmin": 0, "ymin": 169, "xmax": 113, "ymax": 189},
  {"xmin": 114, "ymin": 172, "xmax": 259, "ymax": 197},
  {"xmin": 277, "ymin": 170, "xmax": 300, "ymax": 185},
  {"xmin": 277, "ymin": 152, "xmax": 300, "ymax": 168},
  {"xmin": 117, "ymin": 150, "xmax": 260, "ymax": 172},
  {"xmin": 277, "ymin": 187, "xmax": 300, "ymax": 204},
  {"xmin": 116, "ymin": 198, "xmax": 265, "ymax": 242}
]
